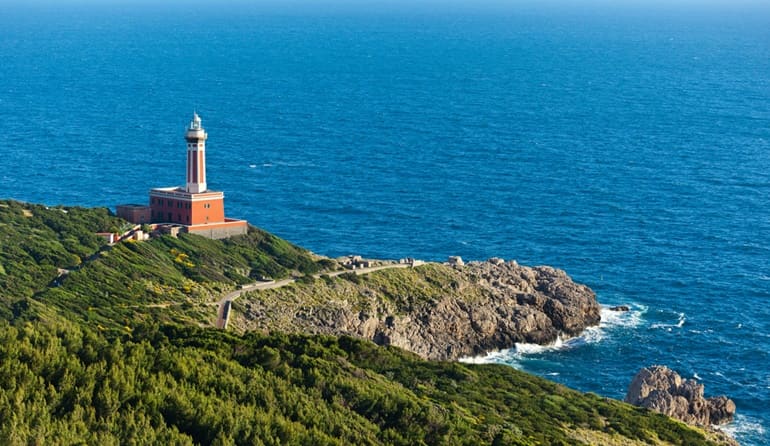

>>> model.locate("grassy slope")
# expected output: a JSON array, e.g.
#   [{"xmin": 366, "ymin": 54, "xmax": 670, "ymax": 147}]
[
  {"xmin": 39, "ymin": 228, "xmax": 331, "ymax": 330},
  {"xmin": 0, "ymin": 200, "xmax": 124, "ymax": 302},
  {"xmin": 0, "ymin": 200, "xmax": 728, "ymax": 445},
  {"xmin": 0, "ymin": 199, "xmax": 330, "ymax": 330}
]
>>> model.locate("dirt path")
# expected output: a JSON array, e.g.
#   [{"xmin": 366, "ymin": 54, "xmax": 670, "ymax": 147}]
[{"xmin": 215, "ymin": 263, "xmax": 417, "ymax": 329}]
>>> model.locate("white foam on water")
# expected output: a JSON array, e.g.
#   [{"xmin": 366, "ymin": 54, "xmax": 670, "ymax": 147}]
[
  {"xmin": 458, "ymin": 338, "xmax": 570, "ymax": 366},
  {"xmin": 459, "ymin": 303, "xmax": 646, "ymax": 364},
  {"xmin": 515, "ymin": 336, "xmax": 567, "ymax": 355},
  {"xmin": 600, "ymin": 304, "xmax": 647, "ymax": 329},
  {"xmin": 514, "ymin": 329, "xmax": 611, "ymax": 355},
  {"xmin": 459, "ymin": 348, "xmax": 519, "ymax": 365},
  {"xmin": 719, "ymin": 414, "xmax": 766, "ymax": 440},
  {"xmin": 460, "ymin": 332, "xmax": 600, "ymax": 366},
  {"xmin": 650, "ymin": 312, "xmax": 686, "ymax": 330},
  {"xmin": 576, "ymin": 325, "xmax": 604, "ymax": 345}
]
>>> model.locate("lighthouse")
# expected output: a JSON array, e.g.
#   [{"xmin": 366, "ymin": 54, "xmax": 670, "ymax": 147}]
[
  {"xmin": 117, "ymin": 112, "xmax": 250, "ymax": 239},
  {"xmin": 185, "ymin": 112, "xmax": 208, "ymax": 193}
]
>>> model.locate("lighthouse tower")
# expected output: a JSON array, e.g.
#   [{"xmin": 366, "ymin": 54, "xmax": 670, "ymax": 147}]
[
  {"xmin": 185, "ymin": 112, "xmax": 208, "ymax": 193},
  {"xmin": 138, "ymin": 112, "xmax": 248, "ymax": 239}
]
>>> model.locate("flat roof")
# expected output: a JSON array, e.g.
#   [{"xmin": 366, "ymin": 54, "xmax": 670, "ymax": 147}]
[{"xmin": 149, "ymin": 187, "xmax": 223, "ymax": 199}]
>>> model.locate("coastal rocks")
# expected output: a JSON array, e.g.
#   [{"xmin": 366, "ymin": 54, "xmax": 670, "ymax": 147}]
[
  {"xmin": 488, "ymin": 257, "xmax": 505, "ymax": 266},
  {"xmin": 609, "ymin": 305, "xmax": 630, "ymax": 312},
  {"xmin": 709, "ymin": 396, "xmax": 738, "ymax": 426},
  {"xmin": 365, "ymin": 260, "xmax": 600, "ymax": 360},
  {"xmin": 237, "ymin": 258, "xmax": 601, "ymax": 361},
  {"xmin": 625, "ymin": 366, "xmax": 736, "ymax": 426}
]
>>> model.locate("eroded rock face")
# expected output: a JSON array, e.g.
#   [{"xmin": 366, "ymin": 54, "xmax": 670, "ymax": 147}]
[
  {"xmin": 369, "ymin": 261, "xmax": 600, "ymax": 360},
  {"xmin": 239, "ymin": 259, "xmax": 601, "ymax": 361},
  {"xmin": 625, "ymin": 366, "xmax": 736, "ymax": 426}
]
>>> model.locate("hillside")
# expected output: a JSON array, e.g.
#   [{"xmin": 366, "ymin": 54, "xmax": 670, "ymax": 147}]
[
  {"xmin": 0, "ymin": 320, "xmax": 732, "ymax": 446},
  {"xmin": 0, "ymin": 200, "xmax": 331, "ymax": 330},
  {"xmin": 0, "ymin": 200, "xmax": 734, "ymax": 445}
]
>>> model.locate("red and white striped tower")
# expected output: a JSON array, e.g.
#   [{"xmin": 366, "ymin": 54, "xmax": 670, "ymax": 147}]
[{"xmin": 185, "ymin": 112, "xmax": 208, "ymax": 193}]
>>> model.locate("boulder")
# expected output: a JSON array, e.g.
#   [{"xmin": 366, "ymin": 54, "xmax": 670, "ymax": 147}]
[
  {"xmin": 609, "ymin": 305, "xmax": 630, "ymax": 312},
  {"xmin": 708, "ymin": 396, "xmax": 737, "ymax": 426},
  {"xmin": 625, "ymin": 366, "xmax": 736, "ymax": 426}
]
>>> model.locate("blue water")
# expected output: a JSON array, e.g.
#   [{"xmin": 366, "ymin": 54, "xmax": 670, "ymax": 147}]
[{"xmin": 1, "ymin": 2, "xmax": 769, "ymax": 443}]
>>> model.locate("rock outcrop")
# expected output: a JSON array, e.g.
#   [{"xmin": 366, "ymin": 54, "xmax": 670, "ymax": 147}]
[
  {"xmin": 625, "ymin": 366, "xmax": 736, "ymax": 426},
  {"xmin": 237, "ymin": 259, "xmax": 601, "ymax": 361}
]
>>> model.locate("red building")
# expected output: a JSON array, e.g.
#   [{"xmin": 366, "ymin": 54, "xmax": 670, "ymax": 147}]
[{"xmin": 118, "ymin": 113, "xmax": 248, "ymax": 239}]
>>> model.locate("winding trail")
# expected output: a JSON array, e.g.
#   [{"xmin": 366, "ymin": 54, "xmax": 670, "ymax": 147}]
[{"xmin": 215, "ymin": 263, "xmax": 419, "ymax": 329}]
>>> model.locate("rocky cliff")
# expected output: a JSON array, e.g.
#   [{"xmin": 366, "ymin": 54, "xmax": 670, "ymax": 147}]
[{"xmin": 234, "ymin": 259, "xmax": 601, "ymax": 361}]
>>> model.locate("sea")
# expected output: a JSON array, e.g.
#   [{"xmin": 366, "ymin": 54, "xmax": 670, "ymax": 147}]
[{"xmin": 1, "ymin": 1, "xmax": 768, "ymax": 444}]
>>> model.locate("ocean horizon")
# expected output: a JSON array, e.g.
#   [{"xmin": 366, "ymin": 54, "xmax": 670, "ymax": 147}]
[{"xmin": 1, "ymin": 1, "xmax": 769, "ymax": 444}]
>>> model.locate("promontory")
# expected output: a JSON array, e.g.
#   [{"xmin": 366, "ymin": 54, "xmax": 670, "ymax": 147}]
[{"xmin": 0, "ymin": 200, "xmax": 736, "ymax": 445}]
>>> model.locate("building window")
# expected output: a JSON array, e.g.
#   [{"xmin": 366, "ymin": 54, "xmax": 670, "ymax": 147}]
[{"xmin": 168, "ymin": 212, "xmax": 172, "ymax": 221}]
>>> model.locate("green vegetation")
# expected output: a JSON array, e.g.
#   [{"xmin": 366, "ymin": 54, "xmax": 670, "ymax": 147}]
[
  {"xmin": 0, "ymin": 200, "xmax": 728, "ymax": 445},
  {"xmin": 0, "ymin": 199, "xmax": 328, "ymax": 329},
  {"xmin": 38, "ymin": 228, "xmax": 328, "ymax": 329},
  {"xmin": 344, "ymin": 264, "xmax": 485, "ymax": 310},
  {"xmin": 0, "ymin": 200, "xmax": 123, "ymax": 301},
  {"xmin": 0, "ymin": 321, "xmax": 723, "ymax": 446}
]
